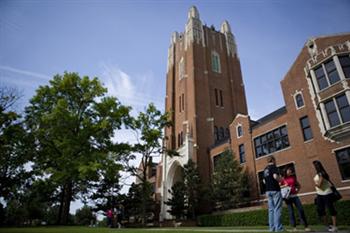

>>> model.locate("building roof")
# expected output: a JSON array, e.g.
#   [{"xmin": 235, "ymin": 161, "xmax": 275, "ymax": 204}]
[{"xmin": 252, "ymin": 106, "xmax": 287, "ymax": 129}]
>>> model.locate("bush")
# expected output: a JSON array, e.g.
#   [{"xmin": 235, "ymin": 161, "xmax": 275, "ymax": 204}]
[{"xmin": 198, "ymin": 200, "xmax": 350, "ymax": 226}]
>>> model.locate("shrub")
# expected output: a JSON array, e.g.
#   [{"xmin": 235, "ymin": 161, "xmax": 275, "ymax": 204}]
[{"xmin": 198, "ymin": 200, "xmax": 350, "ymax": 226}]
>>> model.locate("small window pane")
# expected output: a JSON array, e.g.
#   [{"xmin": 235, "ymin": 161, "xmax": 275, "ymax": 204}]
[
  {"xmin": 273, "ymin": 129, "xmax": 281, "ymax": 138},
  {"xmin": 328, "ymin": 70, "xmax": 340, "ymax": 84},
  {"xmin": 254, "ymin": 137, "xmax": 261, "ymax": 146},
  {"xmin": 237, "ymin": 126, "xmax": 243, "ymax": 137},
  {"xmin": 325, "ymin": 100, "xmax": 337, "ymax": 112},
  {"xmin": 281, "ymin": 126, "xmax": 288, "ymax": 136},
  {"xmin": 336, "ymin": 95, "xmax": 349, "ymax": 108},
  {"xmin": 300, "ymin": 116, "xmax": 310, "ymax": 128},
  {"xmin": 239, "ymin": 144, "xmax": 245, "ymax": 163},
  {"xmin": 328, "ymin": 112, "xmax": 341, "ymax": 127},
  {"xmin": 339, "ymin": 56, "xmax": 350, "ymax": 67},
  {"xmin": 325, "ymin": 60, "xmax": 336, "ymax": 72}
]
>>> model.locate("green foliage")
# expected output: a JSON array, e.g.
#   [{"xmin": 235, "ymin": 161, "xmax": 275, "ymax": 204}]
[
  {"xmin": 164, "ymin": 181, "xmax": 187, "ymax": 220},
  {"xmin": 74, "ymin": 205, "xmax": 96, "ymax": 226},
  {"xmin": 123, "ymin": 103, "xmax": 171, "ymax": 225},
  {"xmin": 0, "ymin": 86, "xmax": 33, "ymax": 200},
  {"xmin": 125, "ymin": 182, "xmax": 155, "ymax": 223},
  {"xmin": 211, "ymin": 150, "xmax": 249, "ymax": 210},
  {"xmin": 198, "ymin": 200, "xmax": 350, "ymax": 226},
  {"xmin": 25, "ymin": 72, "xmax": 131, "ymax": 224},
  {"xmin": 183, "ymin": 159, "xmax": 202, "ymax": 219}
]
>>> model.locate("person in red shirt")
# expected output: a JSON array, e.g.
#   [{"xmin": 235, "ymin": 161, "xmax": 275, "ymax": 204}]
[
  {"xmin": 280, "ymin": 166, "xmax": 310, "ymax": 232},
  {"xmin": 106, "ymin": 209, "xmax": 113, "ymax": 228}
]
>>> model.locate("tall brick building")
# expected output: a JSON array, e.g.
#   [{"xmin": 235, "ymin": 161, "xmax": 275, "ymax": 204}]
[{"xmin": 155, "ymin": 6, "xmax": 350, "ymax": 220}]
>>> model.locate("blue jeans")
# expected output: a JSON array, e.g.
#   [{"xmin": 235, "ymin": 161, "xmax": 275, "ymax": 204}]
[
  {"xmin": 267, "ymin": 191, "xmax": 283, "ymax": 232},
  {"xmin": 285, "ymin": 196, "xmax": 308, "ymax": 227}
]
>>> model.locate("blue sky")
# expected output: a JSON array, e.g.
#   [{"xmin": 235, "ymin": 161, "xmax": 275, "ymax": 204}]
[{"xmin": 1, "ymin": 0, "xmax": 350, "ymax": 213}]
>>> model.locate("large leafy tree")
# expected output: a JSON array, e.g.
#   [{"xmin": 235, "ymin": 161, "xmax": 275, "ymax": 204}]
[
  {"xmin": 25, "ymin": 72, "xmax": 131, "ymax": 224},
  {"xmin": 211, "ymin": 150, "xmax": 249, "ymax": 210},
  {"xmin": 0, "ymin": 86, "xmax": 32, "ymax": 200},
  {"xmin": 123, "ymin": 103, "xmax": 172, "ymax": 225}
]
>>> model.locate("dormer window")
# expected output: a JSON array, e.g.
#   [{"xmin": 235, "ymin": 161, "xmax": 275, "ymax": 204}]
[{"xmin": 211, "ymin": 51, "xmax": 221, "ymax": 73}]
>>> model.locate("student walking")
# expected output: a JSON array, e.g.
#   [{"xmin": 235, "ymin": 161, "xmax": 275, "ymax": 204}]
[
  {"xmin": 264, "ymin": 156, "xmax": 283, "ymax": 232},
  {"xmin": 313, "ymin": 160, "xmax": 338, "ymax": 232},
  {"xmin": 280, "ymin": 166, "xmax": 311, "ymax": 232}
]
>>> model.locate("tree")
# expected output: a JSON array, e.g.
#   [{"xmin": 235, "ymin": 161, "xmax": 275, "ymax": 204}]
[
  {"xmin": 164, "ymin": 181, "xmax": 186, "ymax": 220},
  {"xmin": 211, "ymin": 150, "xmax": 249, "ymax": 210},
  {"xmin": 123, "ymin": 103, "xmax": 172, "ymax": 225},
  {"xmin": 75, "ymin": 205, "xmax": 96, "ymax": 226},
  {"xmin": 124, "ymin": 182, "xmax": 155, "ymax": 224},
  {"xmin": 25, "ymin": 72, "xmax": 131, "ymax": 224},
  {"xmin": 0, "ymin": 86, "xmax": 32, "ymax": 200},
  {"xmin": 183, "ymin": 159, "xmax": 201, "ymax": 219}
]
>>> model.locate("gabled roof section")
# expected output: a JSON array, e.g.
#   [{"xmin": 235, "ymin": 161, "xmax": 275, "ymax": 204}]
[{"xmin": 252, "ymin": 106, "xmax": 287, "ymax": 129}]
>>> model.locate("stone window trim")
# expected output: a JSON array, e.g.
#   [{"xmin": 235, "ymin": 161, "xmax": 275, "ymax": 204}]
[
  {"xmin": 322, "ymin": 92, "xmax": 350, "ymax": 130},
  {"xmin": 211, "ymin": 51, "xmax": 221, "ymax": 73},
  {"xmin": 236, "ymin": 124, "xmax": 243, "ymax": 138},
  {"xmin": 309, "ymin": 54, "xmax": 348, "ymax": 93},
  {"xmin": 293, "ymin": 91, "xmax": 305, "ymax": 110}
]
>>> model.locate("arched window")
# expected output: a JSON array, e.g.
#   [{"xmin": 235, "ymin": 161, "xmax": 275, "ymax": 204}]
[
  {"xmin": 211, "ymin": 51, "xmax": 221, "ymax": 73},
  {"xmin": 295, "ymin": 93, "xmax": 304, "ymax": 109},
  {"xmin": 237, "ymin": 125, "xmax": 243, "ymax": 137}
]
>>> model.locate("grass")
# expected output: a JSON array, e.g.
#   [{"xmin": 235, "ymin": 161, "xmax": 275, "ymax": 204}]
[{"xmin": 0, "ymin": 226, "xmax": 349, "ymax": 233}]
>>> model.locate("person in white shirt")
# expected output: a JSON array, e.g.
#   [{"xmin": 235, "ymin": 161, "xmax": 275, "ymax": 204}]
[{"xmin": 313, "ymin": 160, "xmax": 337, "ymax": 232}]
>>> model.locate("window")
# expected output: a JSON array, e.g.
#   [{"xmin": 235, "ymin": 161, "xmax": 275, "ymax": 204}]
[
  {"xmin": 300, "ymin": 116, "xmax": 313, "ymax": 141},
  {"xmin": 295, "ymin": 93, "xmax": 304, "ymax": 108},
  {"xmin": 215, "ymin": 89, "xmax": 219, "ymax": 106},
  {"xmin": 212, "ymin": 52, "xmax": 221, "ymax": 73},
  {"xmin": 219, "ymin": 90, "xmax": 223, "ymax": 107},
  {"xmin": 214, "ymin": 126, "xmax": 219, "ymax": 142},
  {"xmin": 213, "ymin": 152, "xmax": 224, "ymax": 169},
  {"xmin": 325, "ymin": 94, "xmax": 350, "ymax": 128},
  {"xmin": 179, "ymin": 95, "xmax": 182, "ymax": 112},
  {"xmin": 335, "ymin": 147, "xmax": 350, "ymax": 180},
  {"xmin": 179, "ymin": 58, "xmax": 185, "ymax": 80},
  {"xmin": 314, "ymin": 58, "xmax": 341, "ymax": 91},
  {"xmin": 182, "ymin": 93, "xmax": 185, "ymax": 111},
  {"xmin": 237, "ymin": 125, "xmax": 243, "ymax": 137},
  {"xmin": 239, "ymin": 144, "xmax": 245, "ymax": 164},
  {"xmin": 339, "ymin": 55, "xmax": 350, "ymax": 79},
  {"xmin": 257, "ymin": 163, "xmax": 295, "ymax": 194},
  {"xmin": 254, "ymin": 125, "xmax": 290, "ymax": 158},
  {"xmin": 225, "ymin": 128, "xmax": 230, "ymax": 139},
  {"xmin": 219, "ymin": 127, "xmax": 225, "ymax": 140},
  {"xmin": 315, "ymin": 66, "xmax": 328, "ymax": 90}
]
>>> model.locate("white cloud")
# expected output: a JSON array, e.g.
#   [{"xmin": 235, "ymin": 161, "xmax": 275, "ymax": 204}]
[
  {"xmin": 0, "ymin": 65, "xmax": 51, "ymax": 81},
  {"xmin": 99, "ymin": 62, "xmax": 163, "ymax": 112}
]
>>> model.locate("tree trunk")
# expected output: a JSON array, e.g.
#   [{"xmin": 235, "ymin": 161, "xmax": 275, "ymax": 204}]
[
  {"xmin": 56, "ymin": 186, "xmax": 64, "ymax": 225},
  {"xmin": 58, "ymin": 182, "xmax": 73, "ymax": 225}
]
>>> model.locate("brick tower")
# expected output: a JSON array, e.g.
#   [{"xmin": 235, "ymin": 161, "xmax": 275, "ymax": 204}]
[{"xmin": 158, "ymin": 6, "xmax": 248, "ymax": 220}]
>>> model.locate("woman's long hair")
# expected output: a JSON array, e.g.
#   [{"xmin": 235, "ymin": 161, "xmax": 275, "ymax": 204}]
[{"xmin": 313, "ymin": 160, "xmax": 330, "ymax": 180}]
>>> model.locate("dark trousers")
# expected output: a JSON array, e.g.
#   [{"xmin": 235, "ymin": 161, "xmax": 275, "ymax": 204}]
[
  {"xmin": 316, "ymin": 194, "xmax": 337, "ymax": 217},
  {"xmin": 285, "ymin": 196, "xmax": 308, "ymax": 227}
]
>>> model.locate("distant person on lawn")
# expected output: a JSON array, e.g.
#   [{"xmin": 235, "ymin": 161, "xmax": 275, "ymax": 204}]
[
  {"xmin": 263, "ymin": 156, "xmax": 283, "ymax": 232},
  {"xmin": 106, "ymin": 208, "xmax": 113, "ymax": 228},
  {"xmin": 280, "ymin": 166, "xmax": 310, "ymax": 232}
]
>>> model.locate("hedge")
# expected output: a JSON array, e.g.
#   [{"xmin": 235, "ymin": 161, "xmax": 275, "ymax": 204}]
[{"xmin": 198, "ymin": 200, "xmax": 350, "ymax": 226}]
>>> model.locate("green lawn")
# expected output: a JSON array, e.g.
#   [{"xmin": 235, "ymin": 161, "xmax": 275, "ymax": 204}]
[{"xmin": 0, "ymin": 226, "xmax": 349, "ymax": 233}]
